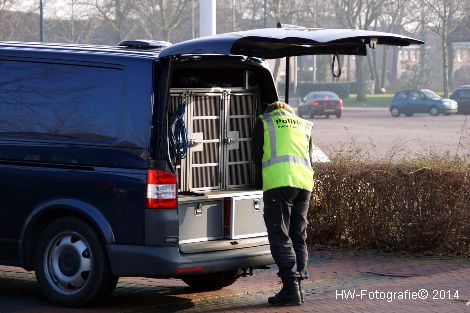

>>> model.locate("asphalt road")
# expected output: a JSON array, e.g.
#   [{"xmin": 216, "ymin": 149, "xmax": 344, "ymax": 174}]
[
  {"xmin": 306, "ymin": 108, "xmax": 470, "ymax": 160},
  {"xmin": 2, "ymin": 250, "xmax": 470, "ymax": 313}
]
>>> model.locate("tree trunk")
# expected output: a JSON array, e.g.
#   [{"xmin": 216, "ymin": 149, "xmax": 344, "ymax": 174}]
[
  {"xmin": 380, "ymin": 46, "xmax": 388, "ymax": 93},
  {"xmin": 390, "ymin": 47, "xmax": 399, "ymax": 91},
  {"xmin": 447, "ymin": 39, "xmax": 454, "ymax": 92},
  {"xmin": 442, "ymin": 34, "xmax": 449, "ymax": 98},
  {"xmin": 273, "ymin": 58, "xmax": 281, "ymax": 90},
  {"xmin": 370, "ymin": 49, "xmax": 380, "ymax": 94},
  {"xmin": 356, "ymin": 56, "xmax": 366, "ymax": 101}
]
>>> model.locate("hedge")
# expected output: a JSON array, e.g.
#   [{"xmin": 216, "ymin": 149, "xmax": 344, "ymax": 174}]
[{"xmin": 308, "ymin": 156, "xmax": 470, "ymax": 256}]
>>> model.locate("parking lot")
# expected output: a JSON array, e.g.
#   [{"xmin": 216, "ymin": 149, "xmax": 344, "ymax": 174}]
[
  {"xmin": 2, "ymin": 249, "xmax": 470, "ymax": 313},
  {"xmin": 309, "ymin": 107, "xmax": 470, "ymax": 160}
]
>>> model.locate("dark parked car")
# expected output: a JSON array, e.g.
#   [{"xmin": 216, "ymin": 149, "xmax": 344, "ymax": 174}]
[
  {"xmin": 389, "ymin": 89, "xmax": 458, "ymax": 117},
  {"xmin": 450, "ymin": 86, "xmax": 470, "ymax": 114},
  {"xmin": 0, "ymin": 27, "xmax": 421, "ymax": 307},
  {"xmin": 298, "ymin": 91, "xmax": 343, "ymax": 118}
]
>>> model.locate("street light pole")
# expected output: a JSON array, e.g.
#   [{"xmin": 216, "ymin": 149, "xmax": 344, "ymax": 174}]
[
  {"xmin": 312, "ymin": 0, "xmax": 317, "ymax": 83},
  {"xmin": 192, "ymin": 0, "xmax": 195, "ymax": 38},
  {"xmin": 39, "ymin": 0, "xmax": 44, "ymax": 42},
  {"xmin": 263, "ymin": 0, "xmax": 267, "ymax": 28}
]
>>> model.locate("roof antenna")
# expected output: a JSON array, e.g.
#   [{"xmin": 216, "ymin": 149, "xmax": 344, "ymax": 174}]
[{"xmin": 331, "ymin": 52, "xmax": 341, "ymax": 78}]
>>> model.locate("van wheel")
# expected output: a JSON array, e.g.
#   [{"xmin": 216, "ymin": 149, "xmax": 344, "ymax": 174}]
[
  {"xmin": 183, "ymin": 269, "xmax": 242, "ymax": 291},
  {"xmin": 429, "ymin": 106, "xmax": 440, "ymax": 116},
  {"xmin": 34, "ymin": 217, "xmax": 118, "ymax": 307}
]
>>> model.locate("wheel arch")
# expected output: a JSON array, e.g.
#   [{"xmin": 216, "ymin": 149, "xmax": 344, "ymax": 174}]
[{"xmin": 20, "ymin": 199, "xmax": 114, "ymax": 270}]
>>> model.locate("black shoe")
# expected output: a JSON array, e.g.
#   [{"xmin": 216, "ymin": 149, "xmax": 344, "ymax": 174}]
[{"xmin": 268, "ymin": 277, "xmax": 302, "ymax": 306}]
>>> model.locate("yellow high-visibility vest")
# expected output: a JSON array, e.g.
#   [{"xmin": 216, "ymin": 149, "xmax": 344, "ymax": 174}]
[{"xmin": 259, "ymin": 109, "xmax": 314, "ymax": 192}]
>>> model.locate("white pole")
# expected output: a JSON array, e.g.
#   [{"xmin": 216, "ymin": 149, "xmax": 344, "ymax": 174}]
[
  {"xmin": 200, "ymin": 0, "xmax": 216, "ymax": 37},
  {"xmin": 192, "ymin": 0, "xmax": 195, "ymax": 38},
  {"xmin": 39, "ymin": 0, "xmax": 44, "ymax": 42}
]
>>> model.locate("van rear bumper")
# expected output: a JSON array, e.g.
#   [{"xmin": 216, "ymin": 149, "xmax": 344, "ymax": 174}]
[{"xmin": 107, "ymin": 243, "xmax": 273, "ymax": 278}]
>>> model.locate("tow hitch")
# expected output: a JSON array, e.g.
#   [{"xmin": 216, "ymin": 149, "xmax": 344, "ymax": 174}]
[{"xmin": 241, "ymin": 268, "xmax": 254, "ymax": 277}]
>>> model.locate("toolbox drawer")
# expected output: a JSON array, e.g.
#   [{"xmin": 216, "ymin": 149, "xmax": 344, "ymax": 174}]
[
  {"xmin": 178, "ymin": 201, "xmax": 224, "ymax": 244},
  {"xmin": 228, "ymin": 194, "xmax": 267, "ymax": 239}
]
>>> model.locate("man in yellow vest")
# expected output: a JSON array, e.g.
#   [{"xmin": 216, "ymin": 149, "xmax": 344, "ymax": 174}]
[{"xmin": 252, "ymin": 101, "xmax": 314, "ymax": 306}]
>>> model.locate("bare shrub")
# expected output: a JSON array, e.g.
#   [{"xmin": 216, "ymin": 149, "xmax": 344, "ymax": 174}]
[{"xmin": 308, "ymin": 154, "xmax": 470, "ymax": 256}]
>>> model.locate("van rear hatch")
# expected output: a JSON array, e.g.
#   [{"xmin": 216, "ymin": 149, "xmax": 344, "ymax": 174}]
[{"xmin": 159, "ymin": 27, "xmax": 423, "ymax": 59}]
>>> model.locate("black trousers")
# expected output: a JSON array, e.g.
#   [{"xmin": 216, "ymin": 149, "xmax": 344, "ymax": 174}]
[{"xmin": 263, "ymin": 187, "xmax": 311, "ymax": 279}]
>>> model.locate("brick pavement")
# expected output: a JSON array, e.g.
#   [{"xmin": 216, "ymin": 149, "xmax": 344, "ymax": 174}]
[{"xmin": 1, "ymin": 249, "xmax": 469, "ymax": 313}]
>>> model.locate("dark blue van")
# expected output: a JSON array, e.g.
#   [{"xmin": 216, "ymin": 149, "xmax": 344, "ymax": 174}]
[{"xmin": 0, "ymin": 28, "xmax": 421, "ymax": 306}]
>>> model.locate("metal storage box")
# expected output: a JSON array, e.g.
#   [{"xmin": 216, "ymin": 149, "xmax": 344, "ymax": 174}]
[
  {"xmin": 178, "ymin": 201, "xmax": 224, "ymax": 244},
  {"xmin": 228, "ymin": 194, "xmax": 267, "ymax": 239}
]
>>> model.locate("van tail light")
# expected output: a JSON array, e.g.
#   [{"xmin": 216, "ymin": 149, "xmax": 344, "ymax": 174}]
[
  {"xmin": 146, "ymin": 170, "xmax": 177, "ymax": 209},
  {"xmin": 338, "ymin": 100, "xmax": 343, "ymax": 108},
  {"xmin": 313, "ymin": 101, "xmax": 320, "ymax": 107}
]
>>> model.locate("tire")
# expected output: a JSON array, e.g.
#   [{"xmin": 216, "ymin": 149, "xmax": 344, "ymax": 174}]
[
  {"xmin": 429, "ymin": 106, "xmax": 440, "ymax": 116},
  {"xmin": 405, "ymin": 113, "xmax": 413, "ymax": 117},
  {"xmin": 390, "ymin": 107, "xmax": 401, "ymax": 117},
  {"xmin": 336, "ymin": 112, "xmax": 342, "ymax": 119},
  {"xmin": 34, "ymin": 217, "xmax": 118, "ymax": 307},
  {"xmin": 183, "ymin": 270, "xmax": 242, "ymax": 291}
]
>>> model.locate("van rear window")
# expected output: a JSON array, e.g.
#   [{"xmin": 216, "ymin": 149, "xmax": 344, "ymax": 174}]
[{"xmin": 0, "ymin": 60, "xmax": 124, "ymax": 143}]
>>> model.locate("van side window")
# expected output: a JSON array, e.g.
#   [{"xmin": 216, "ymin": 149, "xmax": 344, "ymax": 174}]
[{"xmin": 0, "ymin": 60, "xmax": 124, "ymax": 142}]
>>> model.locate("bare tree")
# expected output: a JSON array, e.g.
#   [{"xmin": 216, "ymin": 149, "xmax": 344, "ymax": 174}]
[
  {"xmin": 0, "ymin": 0, "xmax": 13, "ymax": 11},
  {"xmin": 0, "ymin": 0, "xmax": 18, "ymax": 40},
  {"xmin": 48, "ymin": 0, "xmax": 99, "ymax": 43},
  {"xmin": 87, "ymin": 0, "xmax": 137, "ymax": 43},
  {"xmin": 423, "ymin": 0, "xmax": 467, "ymax": 97},
  {"xmin": 374, "ymin": 0, "xmax": 416, "ymax": 92},
  {"xmin": 232, "ymin": 0, "xmax": 264, "ymax": 30},
  {"xmin": 267, "ymin": 0, "xmax": 313, "ymax": 85},
  {"xmin": 134, "ymin": 0, "xmax": 190, "ymax": 42},
  {"xmin": 331, "ymin": 0, "xmax": 388, "ymax": 101}
]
